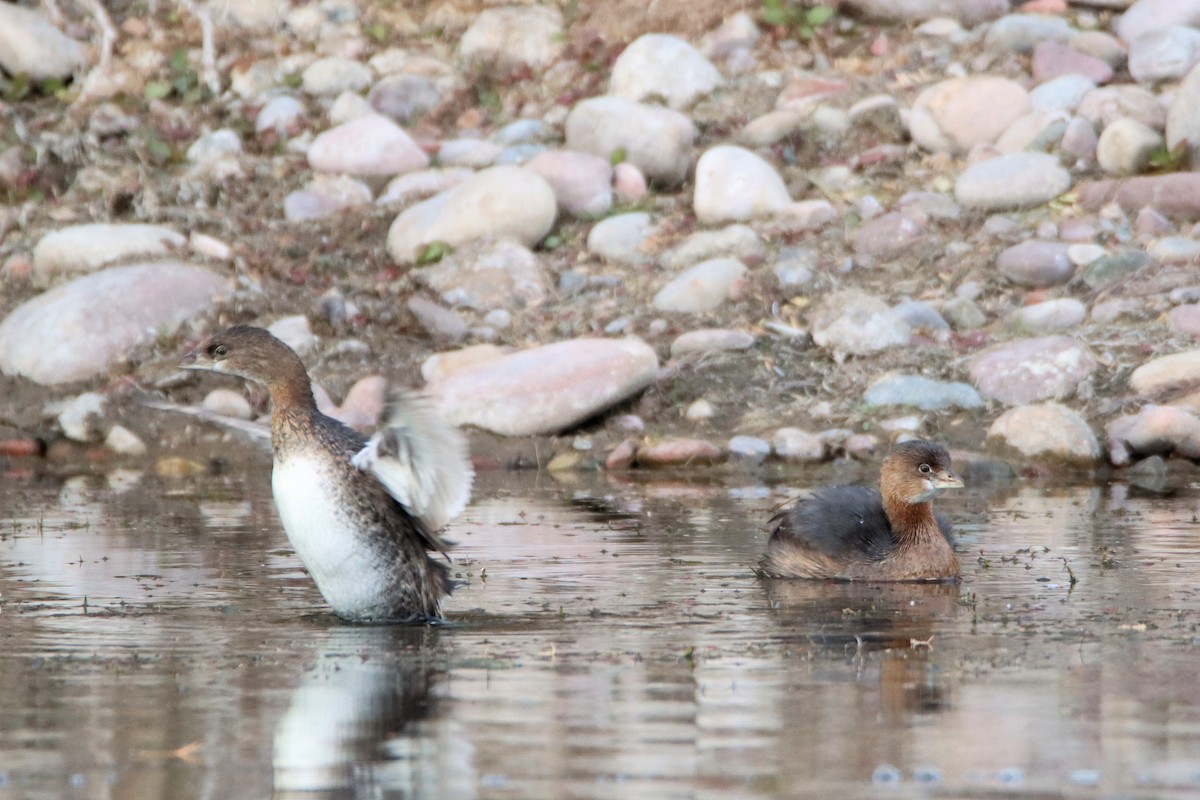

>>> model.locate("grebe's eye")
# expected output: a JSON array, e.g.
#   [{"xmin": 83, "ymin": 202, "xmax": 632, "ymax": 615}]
[
  {"xmin": 918, "ymin": 463, "xmax": 932, "ymax": 474},
  {"xmin": 210, "ymin": 344, "xmax": 229, "ymax": 358}
]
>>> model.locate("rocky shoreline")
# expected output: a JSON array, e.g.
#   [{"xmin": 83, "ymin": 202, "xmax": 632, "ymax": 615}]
[{"xmin": 4, "ymin": 0, "xmax": 1200, "ymax": 483}]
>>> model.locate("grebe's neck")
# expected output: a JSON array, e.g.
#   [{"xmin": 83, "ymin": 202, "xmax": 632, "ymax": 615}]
[{"xmin": 882, "ymin": 497, "xmax": 941, "ymax": 544}]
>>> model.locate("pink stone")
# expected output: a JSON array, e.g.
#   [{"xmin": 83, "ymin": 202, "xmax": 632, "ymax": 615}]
[
  {"xmin": 612, "ymin": 162, "xmax": 647, "ymax": 204},
  {"xmin": 1032, "ymin": 41, "xmax": 1114, "ymax": 84},
  {"xmin": 308, "ymin": 115, "xmax": 429, "ymax": 177},
  {"xmin": 604, "ymin": 439, "xmax": 638, "ymax": 469},
  {"xmin": 524, "ymin": 150, "xmax": 613, "ymax": 217},
  {"xmin": 1076, "ymin": 173, "xmax": 1200, "ymax": 220},
  {"xmin": 1106, "ymin": 404, "xmax": 1200, "ymax": 465},
  {"xmin": 967, "ymin": 336, "xmax": 1097, "ymax": 405},
  {"xmin": 635, "ymin": 438, "xmax": 724, "ymax": 468},
  {"xmin": 332, "ymin": 375, "xmax": 386, "ymax": 430}
]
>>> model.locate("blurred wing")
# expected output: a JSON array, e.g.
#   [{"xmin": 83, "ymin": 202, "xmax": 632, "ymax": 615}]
[{"xmin": 350, "ymin": 391, "xmax": 473, "ymax": 534}]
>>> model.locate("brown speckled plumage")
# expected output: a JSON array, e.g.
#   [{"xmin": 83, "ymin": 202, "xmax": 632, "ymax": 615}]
[{"xmin": 761, "ymin": 440, "xmax": 962, "ymax": 582}]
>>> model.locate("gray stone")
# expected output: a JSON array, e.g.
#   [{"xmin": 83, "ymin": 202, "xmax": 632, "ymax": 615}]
[
  {"xmin": 425, "ymin": 338, "xmax": 659, "ymax": 436},
  {"xmin": 774, "ymin": 247, "xmax": 817, "ymax": 287},
  {"xmin": 864, "ymin": 374, "xmax": 983, "ymax": 411},
  {"xmin": 301, "ymin": 57, "xmax": 372, "ymax": 96},
  {"xmin": 1106, "ymin": 404, "xmax": 1200, "ymax": 465},
  {"xmin": 1080, "ymin": 248, "xmax": 1153, "ymax": 289},
  {"xmin": 376, "ymin": 168, "xmax": 473, "ymax": 207},
  {"xmin": 105, "ymin": 425, "xmax": 148, "ymax": 456},
  {"xmin": 843, "ymin": 0, "xmax": 1006, "ymax": 26},
  {"xmin": 653, "ymin": 258, "xmax": 748, "ymax": 313},
  {"xmin": 996, "ymin": 241, "xmax": 1075, "ymax": 287},
  {"xmin": 727, "ymin": 435, "xmax": 771, "ymax": 464},
  {"xmin": 407, "ymin": 296, "xmax": 468, "ymax": 343},
  {"xmin": 984, "ymin": 13, "xmax": 1074, "ymax": 53},
  {"xmin": 437, "ymin": 139, "xmax": 503, "ymax": 168},
  {"xmin": 186, "ymin": 129, "xmax": 242, "ymax": 164},
  {"xmin": 368, "ymin": 74, "xmax": 442, "ymax": 123},
  {"xmin": 268, "ymin": 315, "xmax": 315, "ymax": 356},
  {"xmin": 772, "ymin": 428, "xmax": 825, "ymax": 462},
  {"xmin": 610, "ymin": 33, "xmax": 722, "ymax": 110},
  {"xmin": 0, "ymin": 262, "xmax": 227, "ymax": 385},
  {"xmin": 942, "ymin": 297, "xmax": 987, "ymax": 330},
  {"xmin": 283, "ymin": 175, "xmax": 372, "ymax": 221},
  {"xmin": 256, "ymin": 95, "xmax": 307, "ymax": 136},
  {"xmin": 986, "ymin": 402, "xmax": 1101, "ymax": 465},
  {"xmin": 1011, "ymin": 298, "xmax": 1088, "ymax": 332},
  {"xmin": 955, "ymin": 152, "xmax": 1072, "ymax": 210},
  {"xmin": 1030, "ymin": 75, "xmax": 1096, "ymax": 112},
  {"xmin": 587, "ymin": 213, "xmax": 654, "ymax": 266},
  {"xmin": 810, "ymin": 290, "xmax": 911, "ymax": 360},
  {"xmin": 967, "ymin": 336, "xmax": 1097, "ymax": 405},
  {"xmin": 1128, "ymin": 26, "xmax": 1200, "ymax": 84},
  {"xmin": 1115, "ymin": 0, "xmax": 1200, "ymax": 43},
  {"xmin": 661, "ymin": 225, "xmax": 767, "ymax": 271},
  {"xmin": 565, "ymin": 97, "xmax": 696, "ymax": 185},
  {"xmin": 32, "ymin": 223, "xmax": 186, "ymax": 288},
  {"xmin": 892, "ymin": 300, "xmax": 949, "ymax": 331},
  {"xmin": 525, "ymin": 150, "xmax": 613, "ymax": 218},
  {"xmin": 852, "ymin": 212, "xmax": 926, "ymax": 263}
]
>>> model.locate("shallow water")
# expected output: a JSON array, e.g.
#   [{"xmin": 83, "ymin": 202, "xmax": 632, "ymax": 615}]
[{"xmin": 2, "ymin": 464, "xmax": 1200, "ymax": 799}]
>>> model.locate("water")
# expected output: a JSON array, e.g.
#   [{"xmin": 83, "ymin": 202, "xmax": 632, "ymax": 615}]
[{"xmin": 3, "ymin": 464, "xmax": 1200, "ymax": 799}]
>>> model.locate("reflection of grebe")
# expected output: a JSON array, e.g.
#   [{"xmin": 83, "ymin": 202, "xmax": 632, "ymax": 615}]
[
  {"xmin": 761, "ymin": 440, "xmax": 963, "ymax": 582},
  {"xmin": 182, "ymin": 326, "xmax": 472, "ymax": 622}
]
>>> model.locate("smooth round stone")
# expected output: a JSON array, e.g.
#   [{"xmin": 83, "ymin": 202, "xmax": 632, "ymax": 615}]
[
  {"xmin": 994, "ymin": 109, "xmax": 1071, "ymax": 155},
  {"xmin": 653, "ymin": 258, "xmax": 748, "ymax": 313},
  {"xmin": 685, "ymin": 399, "xmax": 716, "ymax": 421},
  {"xmin": 325, "ymin": 91, "xmax": 374, "ymax": 126},
  {"xmin": 1149, "ymin": 236, "xmax": 1200, "ymax": 262},
  {"xmin": 967, "ymin": 336, "xmax": 1097, "ymax": 405},
  {"xmin": 1080, "ymin": 249, "xmax": 1153, "ymax": 289},
  {"xmin": 670, "ymin": 329, "xmax": 755, "ymax": 357},
  {"xmin": 1106, "ymin": 405, "xmax": 1200, "ymax": 465},
  {"xmin": 955, "ymin": 152, "xmax": 1071, "ymax": 210},
  {"xmin": 864, "ymin": 374, "xmax": 983, "ymax": 410},
  {"xmin": 0, "ymin": 262, "xmax": 226, "ymax": 385},
  {"xmin": 1167, "ymin": 63, "xmax": 1200, "ymax": 167},
  {"xmin": 996, "ymin": 241, "xmax": 1074, "ymax": 287},
  {"xmin": 283, "ymin": 175, "xmax": 372, "ymax": 221},
  {"xmin": 892, "ymin": 300, "xmax": 949, "ymax": 331},
  {"xmin": 458, "ymin": 6, "xmax": 563, "ymax": 72},
  {"xmin": 565, "ymin": 97, "xmax": 696, "ymax": 186},
  {"xmin": 1030, "ymin": 74, "xmax": 1096, "ymax": 112},
  {"xmin": 186, "ymin": 129, "xmax": 242, "ymax": 163},
  {"xmin": 427, "ymin": 338, "xmax": 658, "ymax": 437},
  {"xmin": 1070, "ymin": 31, "xmax": 1127, "ymax": 67},
  {"xmin": 412, "ymin": 240, "xmax": 548, "ymax": 311},
  {"xmin": 772, "ymin": 428, "xmax": 824, "ymax": 462},
  {"xmin": 1067, "ymin": 243, "xmax": 1106, "ymax": 265},
  {"xmin": 844, "ymin": 0, "xmax": 1005, "ymax": 25},
  {"xmin": 301, "ymin": 57, "xmax": 371, "ymax": 96},
  {"xmin": 727, "ymin": 435, "xmax": 771, "ymax": 464},
  {"xmin": 0, "ymin": 3, "xmax": 86, "ymax": 80},
  {"xmin": 1061, "ymin": 116, "xmax": 1099, "ymax": 163},
  {"xmin": 1129, "ymin": 26, "xmax": 1200, "ymax": 84},
  {"xmin": 437, "ymin": 139, "xmax": 502, "ymax": 168},
  {"xmin": 56, "ymin": 392, "xmax": 106, "ymax": 442},
  {"xmin": 613, "ymin": 162, "xmax": 648, "ymax": 203},
  {"xmin": 105, "ymin": 425, "xmax": 147, "ymax": 457},
  {"xmin": 1115, "ymin": 0, "xmax": 1200, "ymax": 43},
  {"xmin": 1012, "ymin": 298, "xmax": 1088, "ymax": 332},
  {"xmin": 256, "ymin": 95, "xmax": 307, "ymax": 135},
  {"xmin": 376, "ymin": 168, "xmax": 473, "ymax": 207},
  {"xmin": 605, "ymin": 439, "xmax": 638, "ymax": 469},
  {"xmin": 525, "ymin": 150, "xmax": 613, "ymax": 218},
  {"xmin": 1130, "ymin": 349, "xmax": 1200, "ymax": 411},
  {"xmin": 420, "ymin": 344, "xmax": 512, "ymax": 382},
  {"xmin": 636, "ymin": 438, "xmax": 724, "ymax": 468},
  {"xmin": 587, "ymin": 212, "xmax": 653, "ymax": 266},
  {"xmin": 308, "ymin": 114, "xmax": 429, "ymax": 177},
  {"xmin": 495, "ymin": 144, "xmax": 549, "ymax": 166},
  {"xmin": 1097, "ymin": 117, "xmax": 1163, "ymax": 175},
  {"xmin": 810, "ymin": 289, "xmax": 910, "ymax": 359},
  {"xmin": 693, "ymin": 145, "xmax": 791, "ymax": 224},
  {"xmin": 984, "ymin": 13, "xmax": 1074, "ymax": 53},
  {"xmin": 852, "ymin": 212, "xmax": 926, "ymax": 262},
  {"xmin": 1032, "ymin": 40, "xmax": 1114, "ymax": 84},
  {"xmin": 662, "ymin": 225, "xmax": 766, "ymax": 271},
  {"xmin": 1134, "ymin": 207, "xmax": 1173, "ymax": 236},
  {"xmin": 491, "ymin": 119, "xmax": 552, "ymax": 146},
  {"xmin": 1092, "ymin": 298, "xmax": 1141, "ymax": 323},
  {"xmin": 774, "ymin": 246, "xmax": 817, "ymax": 287},
  {"xmin": 739, "ymin": 111, "xmax": 804, "ymax": 147},
  {"xmin": 897, "ymin": 191, "xmax": 962, "ymax": 220},
  {"xmin": 32, "ymin": 223, "xmax": 186, "ymax": 288},
  {"xmin": 909, "ymin": 76, "xmax": 1031, "ymax": 153},
  {"xmin": 610, "ymin": 33, "xmax": 721, "ymax": 110},
  {"xmin": 386, "ymin": 166, "xmax": 557, "ymax": 263},
  {"xmin": 202, "ymin": 388, "xmax": 254, "ymax": 419},
  {"xmin": 1169, "ymin": 304, "xmax": 1200, "ymax": 336},
  {"xmin": 408, "ymin": 296, "xmax": 468, "ymax": 344},
  {"xmin": 942, "ymin": 297, "xmax": 987, "ymax": 330},
  {"xmin": 368, "ymin": 74, "xmax": 441, "ymax": 123},
  {"xmin": 987, "ymin": 403, "xmax": 1101, "ymax": 465}
]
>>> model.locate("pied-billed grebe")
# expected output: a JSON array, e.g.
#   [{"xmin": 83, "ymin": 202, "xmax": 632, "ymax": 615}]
[
  {"xmin": 761, "ymin": 440, "xmax": 963, "ymax": 582},
  {"xmin": 181, "ymin": 325, "xmax": 472, "ymax": 622}
]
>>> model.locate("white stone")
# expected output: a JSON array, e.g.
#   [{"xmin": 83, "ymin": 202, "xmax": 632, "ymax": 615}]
[
  {"xmin": 268, "ymin": 315, "xmax": 315, "ymax": 356},
  {"xmin": 202, "ymin": 388, "xmax": 253, "ymax": 419},
  {"xmin": 32, "ymin": 224, "xmax": 186, "ymax": 288},
  {"xmin": 301, "ymin": 57, "xmax": 372, "ymax": 96},
  {"xmin": 693, "ymin": 146, "xmax": 791, "ymax": 224},
  {"xmin": 256, "ymin": 95, "xmax": 307, "ymax": 135},
  {"xmin": 525, "ymin": 150, "xmax": 613, "ymax": 217},
  {"xmin": 954, "ymin": 152, "xmax": 1072, "ymax": 210},
  {"xmin": 308, "ymin": 115, "xmax": 429, "ymax": 177},
  {"xmin": 810, "ymin": 290, "xmax": 911, "ymax": 360},
  {"xmin": 186, "ymin": 129, "xmax": 242, "ymax": 163},
  {"xmin": 57, "ymin": 392, "xmax": 106, "ymax": 443},
  {"xmin": 0, "ymin": 4, "xmax": 87, "ymax": 80},
  {"xmin": 377, "ymin": 168, "xmax": 473, "ymax": 207},
  {"xmin": 986, "ymin": 402, "xmax": 1100, "ymax": 465},
  {"xmin": 458, "ymin": 6, "xmax": 564, "ymax": 72},
  {"xmin": 587, "ymin": 213, "xmax": 654, "ymax": 266},
  {"xmin": 105, "ymin": 425, "xmax": 148, "ymax": 456},
  {"xmin": 653, "ymin": 258, "xmax": 748, "ymax": 313},
  {"xmin": 609, "ymin": 33, "xmax": 722, "ymax": 109},
  {"xmin": 909, "ymin": 76, "xmax": 1031, "ymax": 153},
  {"xmin": 565, "ymin": 97, "xmax": 696, "ymax": 185},
  {"xmin": 1096, "ymin": 117, "xmax": 1163, "ymax": 175}
]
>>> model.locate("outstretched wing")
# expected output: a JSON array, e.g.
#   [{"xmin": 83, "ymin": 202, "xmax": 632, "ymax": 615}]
[{"xmin": 350, "ymin": 391, "xmax": 474, "ymax": 536}]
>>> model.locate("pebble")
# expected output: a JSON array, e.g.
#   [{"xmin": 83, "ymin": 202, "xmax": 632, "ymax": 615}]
[
  {"xmin": 368, "ymin": 74, "xmax": 442, "ymax": 123},
  {"xmin": 1106, "ymin": 404, "xmax": 1200, "ymax": 465},
  {"xmin": 773, "ymin": 428, "xmax": 825, "ymax": 462},
  {"xmin": 1150, "ymin": 237, "xmax": 1200, "ymax": 262},
  {"xmin": 942, "ymin": 297, "xmax": 987, "ymax": 330},
  {"xmin": 908, "ymin": 76, "xmax": 1031, "ymax": 153},
  {"xmin": 426, "ymin": 338, "xmax": 658, "ymax": 436},
  {"xmin": 892, "ymin": 300, "xmax": 948, "ymax": 332},
  {"xmin": 458, "ymin": 6, "xmax": 563, "ymax": 73},
  {"xmin": 202, "ymin": 389, "xmax": 254, "ymax": 419},
  {"xmin": 996, "ymin": 241, "xmax": 1075, "ymax": 287},
  {"xmin": 693, "ymin": 146, "xmax": 791, "ymax": 224},
  {"xmin": 852, "ymin": 212, "xmax": 926, "ymax": 263},
  {"xmin": 420, "ymin": 344, "xmax": 511, "ymax": 382},
  {"xmin": 653, "ymin": 258, "xmax": 748, "ymax": 313},
  {"xmin": 1030, "ymin": 75, "xmax": 1096, "ymax": 112},
  {"xmin": 268, "ymin": 315, "xmax": 315, "ymax": 356},
  {"xmin": 1077, "ymin": 85, "xmax": 1165, "ymax": 130},
  {"xmin": 662, "ymin": 225, "xmax": 766, "ymax": 271},
  {"xmin": 739, "ymin": 111, "xmax": 804, "ymax": 147},
  {"xmin": 308, "ymin": 114, "xmax": 429, "ymax": 177},
  {"xmin": 331, "ymin": 376, "xmax": 386, "ymax": 430},
  {"xmin": 376, "ymin": 168, "xmax": 473, "ymax": 207},
  {"xmin": 1061, "ymin": 117, "xmax": 1099, "ymax": 164},
  {"xmin": 437, "ymin": 139, "xmax": 502, "ymax": 168},
  {"xmin": 670, "ymin": 329, "xmax": 755, "ymax": 357},
  {"xmin": 1097, "ymin": 117, "xmax": 1163, "ymax": 175},
  {"xmin": 0, "ymin": 3, "xmax": 87, "ymax": 80},
  {"xmin": 301, "ymin": 57, "xmax": 372, "ymax": 96},
  {"xmin": 104, "ymin": 425, "xmax": 147, "ymax": 457},
  {"xmin": 283, "ymin": 174, "xmax": 372, "ymax": 221},
  {"xmin": 407, "ymin": 296, "xmax": 468, "ymax": 343},
  {"xmin": 492, "ymin": 119, "xmax": 552, "ymax": 146},
  {"xmin": 967, "ymin": 336, "xmax": 1097, "ymax": 405},
  {"xmin": 525, "ymin": 151, "xmax": 613, "ymax": 218},
  {"xmin": 0, "ymin": 263, "xmax": 226, "ymax": 385},
  {"xmin": 954, "ymin": 152, "xmax": 1072, "ymax": 210},
  {"xmin": 1077, "ymin": 173, "xmax": 1200, "ymax": 219},
  {"xmin": 897, "ymin": 191, "xmax": 962, "ymax": 220},
  {"xmin": 256, "ymin": 95, "xmax": 307, "ymax": 136},
  {"xmin": 187, "ymin": 129, "xmax": 242, "ymax": 164},
  {"xmin": 1168, "ymin": 64, "xmax": 1200, "ymax": 168},
  {"xmin": 1130, "ymin": 348, "xmax": 1200, "ymax": 409},
  {"xmin": 636, "ymin": 438, "xmax": 724, "ymax": 468},
  {"xmin": 774, "ymin": 247, "xmax": 817, "ymax": 287},
  {"xmin": 1128, "ymin": 26, "xmax": 1200, "ymax": 84},
  {"xmin": 605, "ymin": 439, "xmax": 639, "ymax": 470},
  {"xmin": 32, "ymin": 223, "xmax": 186, "ymax": 288},
  {"xmin": 56, "ymin": 392, "xmax": 106, "ymax": 443},
  {"xmin": 984, "ymin": 13, "xmax": 1074, "ymax": 53},
  {"xmin": 810, "ymin": 290, "xmax": 911, "ymax": 360},
  {"xmin": 685, "ymin": 399, "xmax": 716, "ymax": 421},
  {"xmin": 1031, "ymin": 41, "xmax": 1114, "ymax": 84},
  {"xmin": 1012, "ymin": 298, "xmax": 1088, "ymax": 332},
  {"xmin": 587, "ymin": 212, "xmax": 653, "ymax": 266},
  {"xmin": 986, "ymin": 402, "xmax": 1101, "ymax": 465},
  {"xmin": 613, "ymin": 162, "xmax": 648, "ymax": 204},
  {"xmin": 1115, "ymin": 0, "xmax": 1200, "ymax": 43},
  {"xmin": 1080, "ymin": 248, "xmax": 1153, "ymax": 288},
  {"xmin": 727, "ymin": 435, "xmax": 771, "ymax": 464},
  {"xmin": 387, "ymin": 166, "xmax": 557, "ymax": 263},
  {"xmin": 864, "ymin": 374, "xmax": 983, "ymax": 410},
  {"xmin": 1067, "ymin": 243, "xmax": 1106, "ymax": 266},
  {"xmin": 846, "ymin": 0, "xmax": 1005, "ymax": 25},
  {"xmin": 565, "ymin": 97, "xmax": 696, "ymax": 186},
  {"xmin": 413, "ymin": 240, "xmax": 548, "ymax": 311},
  {"xmin": 845, "ymin": 434, "xmax": 879, "ymax": 459},
  {"xmin": 609, "ymin": 33, "xmax": 722, "ymax": 110},
  {"xmin": 1071, "ymin": 31, "xmax": 1127, "ymax": 68}
]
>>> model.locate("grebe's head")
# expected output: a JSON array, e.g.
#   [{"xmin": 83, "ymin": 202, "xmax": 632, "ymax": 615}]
[
  {"xmin": 882, "ymin": 439, "xmax": 963, "ymax": 504},
  {"xmin": 181, "ymin": 325, "xmax": 304, "ymax": 386}
]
